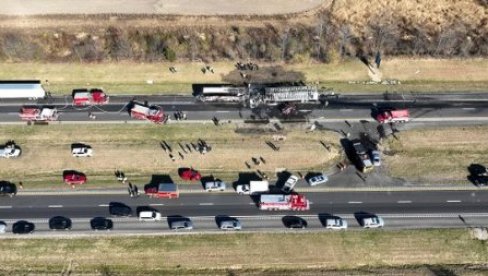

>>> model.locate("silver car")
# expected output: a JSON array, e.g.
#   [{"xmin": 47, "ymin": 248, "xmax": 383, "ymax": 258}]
[
  {"xmin": 324, "ymin": 217, "xmax": 348, "ymax": 230},
  {"xmin": 308, "ymin": 174, "xmax": 328, "ymax": 186},
  {"xmin": 362, "ymin": 216, "xmax": 384, "ymax": 228},
  {"xmin": 204, "ymin": 181, "xmax": 226, "ymax": 192},
  {"xmin": 219, "ymin": 218, "xmax": 242, "ymax": 230},
  {"xmin": 282, "ymin": 175, "xmax": 299, "ymax": 193},
  {"xmin": 170, "ymin": 219, "xmax": 193, "ymax": 230}
]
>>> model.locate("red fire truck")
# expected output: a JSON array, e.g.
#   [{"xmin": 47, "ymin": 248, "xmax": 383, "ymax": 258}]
[
  {"xmin": 375, "ymin": 109, "xmax": 410, "ymax": 123},
  {"xmin": 259, "ymin": 194, "xmax": 310, "ymax": 211},
  {"xmin": 129, "ymin": 102, "xmax": 168, "ymax": 124},
  {"xmin": 19, "ymin": 106, "xmax": 59, "ymax": 121},
  {"xmin": 72, "ymin": 88, "xmax": 109, "ymax": 106}
]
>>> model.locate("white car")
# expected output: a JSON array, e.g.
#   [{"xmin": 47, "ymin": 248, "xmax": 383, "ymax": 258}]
[
  {"xmin": 281, "ymin": 175, "xmax": 299, "ymax": 193},
  {"xmin": 138, "ymin": 211, "xmax": 162, "ymax": 221},
  {"xmin": 236, "ymin": 184, "xmax": 250, "ymax": 195},
  {"xmin": 72, "ymin": 146, "xmax": 93, "ymax": 157},
  {"xmin": 308, "ymin": 174, "xmax": 328, "ymax": 186},
  {"xmin": 362, "ymin": 216, "xmax": 384, "ymax": 228},
  {"xmin": 204, "ymin": 181, "xmax": 226, "ymax": 192},
  {"xmin": 324, "ymin": 217, "xmax": 348, "ymax": 230},
  {"xmin": 0, "ymin": 222, "xmax": 6, "ymax": 234},
  {"xmin": 371, "ymin": 150, "xmax": 381, "ymax": 166}
]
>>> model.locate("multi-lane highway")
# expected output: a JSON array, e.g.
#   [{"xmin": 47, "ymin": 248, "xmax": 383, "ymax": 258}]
[
  {"xmin": 2, "ymin": 93, "xmax": 488, "ymax": 123},
  {"xmin": 1, "ymin": 92, "xmax": 488, "ymax": 236},
  {"xmin": 1, "ymin": 190, "xmax": 487, "ymax": 235}
]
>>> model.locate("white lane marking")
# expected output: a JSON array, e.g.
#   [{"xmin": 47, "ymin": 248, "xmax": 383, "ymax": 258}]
[
  {"xmin": 48, "ymin": 205, "xmax": 63, "ymax": 208},
  {"xmin": 249, "ymin": 202, "xmax": 255, "ymax": 205},
  {"xmin": 98, "ymin": 204, "xmax": 110, "ymax": 207},
  {"xmin": 397, "ymin": 200, "xmax": 412, "ymax": 204},
  {"xmin": 199, "ymin": 203, "xmax": 214, "ymax": 206},
  {"xmin": 340, "ymin": 109, "xmax": 353, "ymax": 112},
  {"xmin": 309, "ymin": 201, "xmax": 314, "ymax": 205},
  {"xmin": 348, "ymin": 201, "xmax": 363, "ymax": 204},
  {"xmin": 0, "ymin": 206, "xmax": 12, "ymax": 209},
  {"xmin": 462, "ymin": 108, "xmax": 476, "ymax": 110},
  {"xmin": 149, "ymin": 203, "xmax": 164, "ymax": 206},
  {"xmin": 447, "ymin": 200, "xmax": 462, "ymax": 203},
  {"xmin": 215, "ymin": 111, "xmax": 231, "ymax": 113}
]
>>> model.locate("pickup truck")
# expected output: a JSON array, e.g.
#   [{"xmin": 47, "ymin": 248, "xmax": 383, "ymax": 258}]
[
  {"xmin": 0, "ymin": 143, "xmax": 21, "ymax": 158},
  {"xmin": 71, "ymin": 146, "xmax": 93, "ymax": 157}
]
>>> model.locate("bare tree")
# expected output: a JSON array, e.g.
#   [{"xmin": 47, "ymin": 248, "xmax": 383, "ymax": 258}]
[{"xmin": 338, "ymin": 25, "xmax": 352, "ymax": 57}]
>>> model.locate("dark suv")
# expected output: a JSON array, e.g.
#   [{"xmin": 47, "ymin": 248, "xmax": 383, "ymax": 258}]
[{"xmin": 0, "ymin": 181, "xmax": 16, "ymax": 197}]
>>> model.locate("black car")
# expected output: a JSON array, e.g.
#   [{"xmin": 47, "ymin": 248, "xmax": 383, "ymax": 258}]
[
  {"xmin": 109, "ymin": 203, "xmax": 132, "ymax": 217},
  {"xmin": 0, "ymin": 182, "xmax": 16, "ymax": 197},
  {"xmin": 283, "ymin": 216, "xmax": 308, "ymax": 229},
  {"xmin": 49, "ymin": 216, "xmax": 72, "ymax": 230},
  {"xmin": 474, "ymin": 175, "xmax": 488, "ymax": 186},
  {"xmin": 12, "ymin": 220, "xmax": 35, "ymax": 234},
  {"xmin": 90, "ymin": 217, "xmax": 113, "ymax": 231}
]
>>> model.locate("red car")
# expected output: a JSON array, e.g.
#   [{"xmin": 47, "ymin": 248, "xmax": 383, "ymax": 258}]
[
  {"xmin": 63, "ymin": 171, "xmax": 87, "ymax": 185},
  {"xmin": 179, "ymin": 168, "xmax": 201, "ymax": 181}
]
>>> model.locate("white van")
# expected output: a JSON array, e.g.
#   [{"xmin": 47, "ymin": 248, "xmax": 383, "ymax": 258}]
[{"xmin": 138, "ymin": 211, "xmax": 162, "ymax": 221}]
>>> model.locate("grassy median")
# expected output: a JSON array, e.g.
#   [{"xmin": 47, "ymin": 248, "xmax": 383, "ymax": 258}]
[
  {"xmin": 0, "ymin": 59, "xmax": 487, "ymax": 95},
  {"xmin": 0, "ymin": 229, "xmax": 486, "ymax": 274},
  {"xmin": 383, "ymin": 126, "xmax": 488, "ymax": 184},
  {"xmin": 0, "ymin": 123, "xmax": 340, "ymax": 190}
]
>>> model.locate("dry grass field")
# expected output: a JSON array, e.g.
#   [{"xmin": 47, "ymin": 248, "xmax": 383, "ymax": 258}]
[
  {"xmin": 0, "ymin": 124, "xmax": 340, "ymax": 189},
  {"xmin": 1, "ymin": 59, "xmax": 488, "ymax": 95},
  {"xmin": 0, "ymin": 229, "xmax": 486, "ymax": 274},
  {"xmin": 384, "ymin": 126, "xmax": 488, "ymax": 183},
  {"xmin": 333, "ymin": 0, "xmax": 487, "ymax": 37}
]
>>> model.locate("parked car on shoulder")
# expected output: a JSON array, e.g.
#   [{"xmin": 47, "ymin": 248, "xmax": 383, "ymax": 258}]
[
  {"xmin": 219, "ymin": 218, "xmax": 242, "ymax": 230},
  {"xmin": 307, "ymin": 174, "xmax": 328, "ymax": 186},
  {"xmin": 204, "ymin": 181, "xmax": 226, "ymax": 192},
  {"xmin": 170, "ymin": 218, "xmax": 193, "ymax": 230},
  {"xmin": 139, "ymin": 210, "xmax": 162, "ymax": 221},
  {"xmin": 284, "ymin": 216, "xmax": 307, "ymax": 229},
  {"xmin": 282, "ymin": 175, "xmax": 299, "ymax": 193},
  {"xmin": 0, "ymin": 222, "xmax": 6, "ymax": 234},
  {"xmin": 324, "ymin": 217, "xmax": 348, "ymax": 230},
  {"xmin": 49, "ymin": 216, "xmax": 72, "ymax": 230},
  {"xmin": 12, "ymin": 220, "xmax": 35, "ymax": 234},
  {"xmin": 90, "ymin": 217, "xmax": 113, "ymax": 231},
  {"xmin": 0, "ymin": 181, "xmax": 16, "ymax": 197},
  {"xmin": 362, "ymin": 216, "xmax": 384, "ymax": 228}
]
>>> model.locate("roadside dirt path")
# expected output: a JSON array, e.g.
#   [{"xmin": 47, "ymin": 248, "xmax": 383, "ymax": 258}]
[{"xmin": 0, "ymin": 0, "xmax": 326, "ymax": 15}]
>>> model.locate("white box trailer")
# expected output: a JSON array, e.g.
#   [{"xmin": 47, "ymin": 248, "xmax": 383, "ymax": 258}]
[{"xmin": 0, "ymin": 81, "xmax": 46, "ymax": 99}]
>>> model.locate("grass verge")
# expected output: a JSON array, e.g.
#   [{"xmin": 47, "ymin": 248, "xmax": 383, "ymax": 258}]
[
  {"xmin": 0, "ymin": 123, "xmax": 340, "ymax": 189},
  {"xmin": 1, "ymin": 59, "xmax": 487, "ymax": 95},
  {"xmin": 383, "ymin": 126, "xmax": 488, "ymax": 184},
  {"xmin": 0, "ymin": 229, "xmax": 487, "ymax": 274}
]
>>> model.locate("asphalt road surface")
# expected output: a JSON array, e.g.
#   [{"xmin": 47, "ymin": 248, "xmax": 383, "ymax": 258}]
[
  {"xmin": 1, "ymin": 190, "xmax": 487, "ymax": 235},
  {"xmin": 3, "ymin": 93, "xmax": 488, "ymax": 124},
  {"xmin": 0, "ymin": 0, "xmax": 326, "ymax": 15}
]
